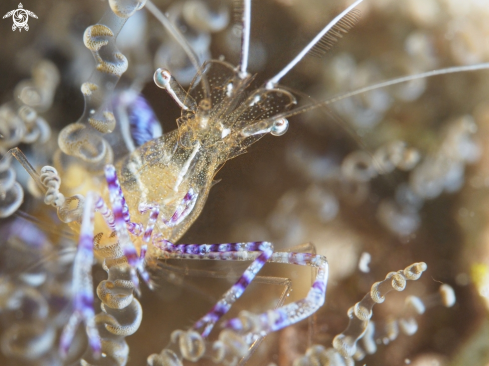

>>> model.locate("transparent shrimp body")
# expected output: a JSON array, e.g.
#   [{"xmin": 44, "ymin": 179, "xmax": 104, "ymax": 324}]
[{"xmin": 117, "ymin": 60, "xmax": 296, "ymax": 248}]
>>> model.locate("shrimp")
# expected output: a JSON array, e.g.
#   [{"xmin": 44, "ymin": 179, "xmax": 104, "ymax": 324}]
[
  {"xmin": 33, "ymin": 0, "xmax": 361, "ymax": 361},
  {"xmin": 2, "ymin": 0, "xmax": 489, "ymax": 365}
]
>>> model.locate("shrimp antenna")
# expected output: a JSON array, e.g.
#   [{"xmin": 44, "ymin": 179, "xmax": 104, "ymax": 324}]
[
  {"xmin": 266, "ymin": 0, "xmax": 364, "ymax": 89},
  {"xmin": 248, "ymin": 63, "xmax": 489, "ymax": 131},
  {"xmin": 145, "ymin": 1, "xmax": 201, "ymax": 75},
  {"xmin": 237, "ymin": 0, "xmax": 251, "ymax": 79},
  {"xmin": 293, "ymin": 63, "xmax": 489, "ymax": 117},
  {"xmin": 145, "ymin": 0, "xmax": 210, "ymax": 98}
]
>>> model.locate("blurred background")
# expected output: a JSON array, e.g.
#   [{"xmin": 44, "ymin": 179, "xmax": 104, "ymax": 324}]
[{"xmin": 1, "ymin": 0, "xmax": 489, "ymax": 365}]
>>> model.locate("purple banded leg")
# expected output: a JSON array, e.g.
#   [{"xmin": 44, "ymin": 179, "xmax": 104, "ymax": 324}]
[
  {"xmin": 162, "ymin": 188, "xmax": 198, "ymax": 227},
  {"xmin": 153, "ymin": 239, "xmax": 274, "ymax": 337},
  {"xmin": 225, "ymin": 252, "xmax": 328, "ymax": 334},
  {"xmin": 60, "ymin": 191, "xmax": 101, "ymax": 357},
  {"xmin": 105, "ymin": 164, "xmax": 143, "ymax": 235},
  {"xmin": 139, "ymin": 202, "xmax": 160, "ymax": 243},
  {"xmin": 94, "ymin": 194, "xmax": 115, "ymax": 230},
  {"xmin": 138, "ymin": 202, "xmax": 160, "ymax": 288},
  {"xmin": 105, "ymin": 165, "xmax": 141, "ymax": 291}
]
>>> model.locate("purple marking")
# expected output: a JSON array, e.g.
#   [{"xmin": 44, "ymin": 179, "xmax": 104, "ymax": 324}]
[
  {"xmin": 152, "ymin": 238, "xmax": 275, "ymax": 336},
  {"xmin": 288, "ymin": 252, "xmax": 314, "ymax": 265},
  {"xmin": 104, "ymin": 165, "xmax": 153, "ymax": 289},
  {"xmin": 218, "ymin": 243, "xmax": 231, "ymax": 252},
  {"xmin": 162, "ymin": 189, "xmax": 198, "ymax": 227},
  {"xmin": 105, "ymin": 165, "xmax": 142, "ymax": 291},
  {"xmin": 137, "ymin": 243, "xmax": 152, "ymax": 288},
  {"xmin": 95, "ymin": 195, "xmax": 115, "ymax": 230},
  {"xmin": 60, "ymin": 192, "xmax": 101, "ymax": 357},
  {"xmin": 140, "ymin": 244, "xmax": 147, "ymax": 260},
  {"xmin": 139, "ymin": 203, "xmax": 160, "ymax": 243},
  {"xmin": 128, "ymin": 94, "xmax": 162, "ymax": 146},
  {"xmin": 224, "ymin": 318, "xmax": 243, "ymax": 331},
  {"xmin": 113, "ymin": 91, "xmax": 162, "ymax": 147},
  {"xmin": 236, "ymin": 272, "xmax": 252, "ymax": 288},
  {"xmin": 152, "ymin": 235, "xmax": 170, "ymax": 251},
  {"xmin": 60, "ymin": 312, "xmax": 82, "ymax": 356},
  {"xmin": 312, "ymin": 280, "xmax": 326, "ymax": 292},
  {"xmin": 154, "ymin": 241, "xmax": 269, "ymax": 257},
  {"xmin": 105, "ymin": 164, "xmax": 143, "ymax": 235},
  {"xmin": 268, "ymin": 308, "xmax": 289, "ymax": 330},
  {"xmin": 127, "ymin": 216, "xmax": 143, "ymax": 236},
  {"xmin": 192, "ymin": 242, "xmax": 274, "ymax": 337}
]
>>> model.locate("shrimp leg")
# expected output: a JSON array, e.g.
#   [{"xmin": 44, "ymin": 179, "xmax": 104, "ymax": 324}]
[
  {"xmin": 153, "ymin": 240, "xmax": 328, "ymax": 338},
  {"xmin": 153, "ymin": 240, "xmax": 274, "ymax": 337},
  {"xmin": 224, "ymin": 251, "xmax": 328, "ymax": 334},
  {"xmin": 105, "ymin": 164, "xmax": 153, "ymax": 290},
  {"xmin": 149, "ymin": 241, "xmax": 328, "ymax": 365}
]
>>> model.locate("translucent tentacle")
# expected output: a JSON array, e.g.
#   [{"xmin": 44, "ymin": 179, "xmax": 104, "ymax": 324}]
[
  {"xmin": 293, "ymin": 262, "xmax": 428, "ymax": 366},
  {"xmin": 0, "ymin": 218, "xmax": 70, "ymax": 365},
  {"xmin": 85, "ymin": 228, "xmax": 144, "ymax": 365},
  {"xmin": 0, "ymin": 60, "xmax": 59, "ymax": 218},
  {"xmin": 0, "ymin": 157, "xmax": 23, "ymax": 217},
  {"xmin": 58, "ymin": 0, "xmax": 145, "ymax": 168},
  {"xmin": 82, "ymin": 263, "xmax": 142, "ymax": 366}
]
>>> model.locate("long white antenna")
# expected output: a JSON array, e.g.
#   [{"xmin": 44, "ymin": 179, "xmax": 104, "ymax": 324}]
[
  {"xmin": 146, "ymin": 1, "xmax": 201, "ymax": 74},
  {"xmin": 239, "ymin": 0, "xmax": 252, "ymax": 79},
  {"xmin": 266, "ymin": 0, "xmax": 364, "ymax": 89},
  {"xmin": 313, "ymin": 63, "xmax": 489, "ymax": 109},
  {"xmin": 145, "ymin": 0, "xmax": 210, "ymax": 98},
  {"xmin": 246, "ymin": 63, "xmax": 489, "ymax": 132}
]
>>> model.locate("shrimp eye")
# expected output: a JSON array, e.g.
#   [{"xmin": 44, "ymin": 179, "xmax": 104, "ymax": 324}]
[
  {"xmin": 270, "ymin": 118, "xmax": 289, "ymax": 136},
  {"xmin": 154, "ymin": 68, "xmax": 171, "ymax": 89}
]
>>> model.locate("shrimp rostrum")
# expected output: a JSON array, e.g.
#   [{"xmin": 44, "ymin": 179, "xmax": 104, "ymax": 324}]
[{"xmin": 6, "ymin": 0, "xmax": 489, "ymax": 365}]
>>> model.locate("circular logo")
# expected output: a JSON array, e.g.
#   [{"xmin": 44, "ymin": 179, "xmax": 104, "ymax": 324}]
[
  {"xmin": 12, "ymin": 9, "xmax": 28, "ymax": 28},
  {"xmin": 2, "ymin": 3, "xmax": 38, "ymax": 32}
]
